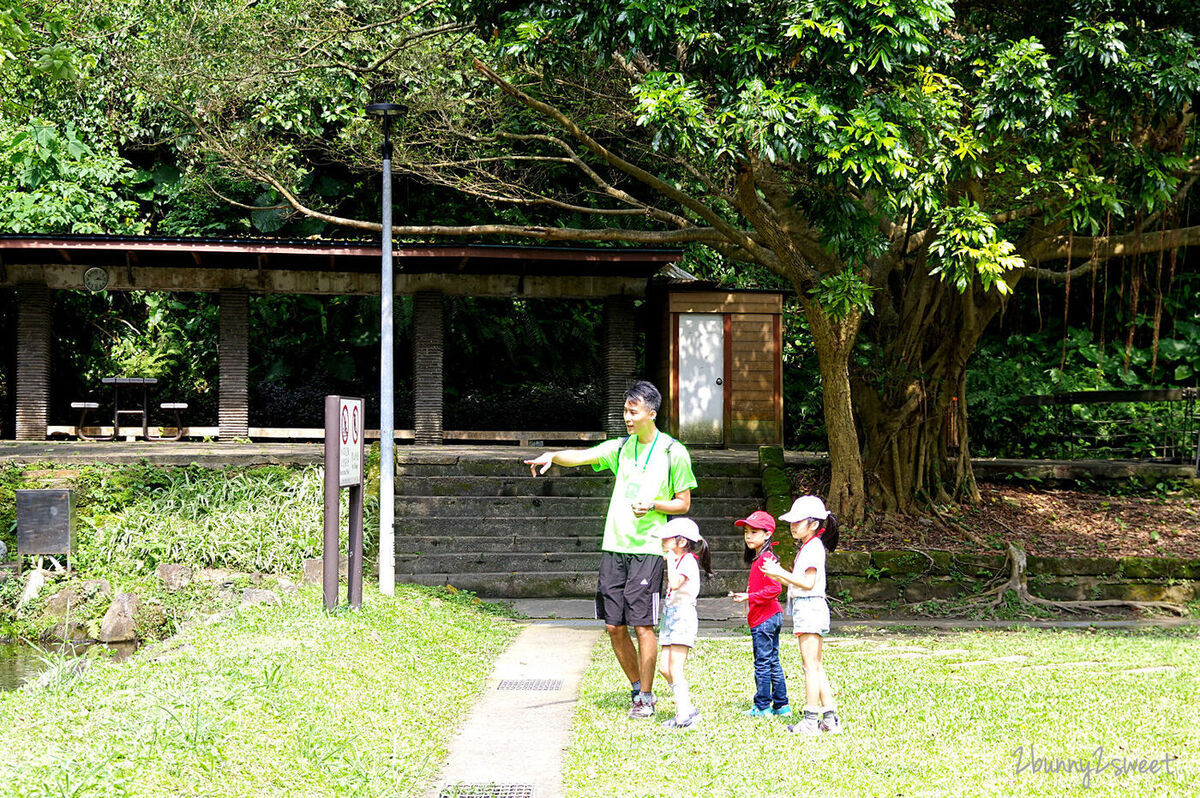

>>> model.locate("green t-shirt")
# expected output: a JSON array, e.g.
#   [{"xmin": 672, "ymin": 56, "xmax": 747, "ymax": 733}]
[{"xmin": 590, "ymin": 432, "xmax": 698, "ymax": 555}]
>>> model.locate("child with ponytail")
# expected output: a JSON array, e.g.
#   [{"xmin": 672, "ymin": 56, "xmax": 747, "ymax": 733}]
[{"xmin": 762, "ymin": 495, "xmax": 843, "ymax": 735}]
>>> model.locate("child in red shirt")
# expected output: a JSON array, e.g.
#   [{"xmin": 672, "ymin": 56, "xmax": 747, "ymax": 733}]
[{"xmin": 729, "ymin": 510, "xmax": 790, "ymax": 717}]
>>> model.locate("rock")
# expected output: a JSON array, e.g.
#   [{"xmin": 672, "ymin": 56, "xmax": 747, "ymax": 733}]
[
  {"xmin": 240, "ymin": 588, "xmax": 281, "ymax": 607},
  {"xmin": 42, "ymin": 588, "xmax": 79, "ymax": 618},
  {"xmin": 194, "ymin": 568, "xmax": 241, "ymax": 585},
  {"xmin": 301, "ymin": 555, "xmax": 348, "ymax": 585},
  {"xmin": 41, "ymin": 621, "xmax": 89, "ymax": 643},
  {"xmin": 155, "ymin": 563, "xmax": 194, "ymax": 591},
  {"xmin": 274, "ymin": 578, "xmax": 299, "ymax": 597},
  {"xmin": 0, "ymin": 540, "xmax": 7, "ymax": 560},
  {"xmin": 98, "ymin": 593, "xmax": 140, "ymax": 643},
  {"xmin": 81, "ymin": 578, "xmax": 112, "ymax": 597},
  {"xmin": 17, "ymin": 568, "xmax": 47, "ymax": 610}
]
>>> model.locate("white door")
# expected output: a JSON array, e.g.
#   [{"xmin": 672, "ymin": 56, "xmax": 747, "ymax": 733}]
[{"xmin": 678, "ymin": 313, "xmax": 724, "ymax": 444}]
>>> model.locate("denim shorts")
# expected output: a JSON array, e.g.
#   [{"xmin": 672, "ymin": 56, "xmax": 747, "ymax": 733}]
[
  {"xmin": 791, "ymin": 595, "xmax": 830, "ymax": 636},
  {"xmin": 659, "ymin": 603, "xmax": 698, "ymax": 648}
]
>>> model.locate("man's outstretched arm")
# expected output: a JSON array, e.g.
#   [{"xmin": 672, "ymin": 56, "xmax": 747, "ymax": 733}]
[{"xmin": 524, "ymin": 449, "xmax": 600, "ymax": 476}]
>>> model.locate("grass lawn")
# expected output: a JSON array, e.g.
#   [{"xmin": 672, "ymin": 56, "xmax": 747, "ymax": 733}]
[
  {"xmin": 0, "ymin": 584, "xmax": 520, "ymax": 797},
  {"xmin": 564, "ymin": 626, "xmax": 1199, "ymax": 797}
]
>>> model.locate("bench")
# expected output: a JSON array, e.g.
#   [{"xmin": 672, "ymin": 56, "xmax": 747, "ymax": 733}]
[
  {"xmin": 146, "ymin": 402, "xmax": 189, "ymax": 441},
  {"xmin": 70, "ymin": 401, "xmax": 114, "ymax": 441}
]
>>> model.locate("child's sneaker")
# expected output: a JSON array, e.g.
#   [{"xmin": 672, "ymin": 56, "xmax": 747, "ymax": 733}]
[
  {"xmin": 628, "ymin": 695, "xmax": 655, "ymax": 719},
  {"xmin": 819, "ymin": 710, "xmax": 843, "ymax": 734},
  {"xmin": 744, "ymin": 706, "xmax": 772, "ymax": 717},
  {"xmin": 662, "ymin": 710, "xmax": 700, "ymax": 730},
  {"xmin": 773, "ymin": 705, "xmax": 792, "ymax": 717},
  {"xmin": 787, "ymin": 709, "xmax": 821, "ymax": 735}
]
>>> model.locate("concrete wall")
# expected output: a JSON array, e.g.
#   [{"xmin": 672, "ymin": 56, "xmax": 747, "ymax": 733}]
[{"xmin": 829, "ymin": 550, "xmax": 1200, "ymax": 605}]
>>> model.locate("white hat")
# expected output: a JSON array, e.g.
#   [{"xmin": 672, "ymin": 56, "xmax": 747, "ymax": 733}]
[
  {"xmin": 779, "ymin": 496, "xmax": 829, "ymax": 523},
  {"xmin": 656, "ymin": 517, "xmax": 702, "ymax": 542}
]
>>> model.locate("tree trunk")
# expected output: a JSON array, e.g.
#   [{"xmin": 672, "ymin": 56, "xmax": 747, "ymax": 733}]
[
  {"xmin": 855, "ymin": 261, "xmax": 1004, "ymax": 513},
  {"xmin": 797, "ymin": 294, "xmax": 867, "ymax": 523}
]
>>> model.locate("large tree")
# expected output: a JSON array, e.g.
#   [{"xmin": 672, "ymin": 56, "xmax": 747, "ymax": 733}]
[{"xmin": 76, "ymin": 1, "xmax": 1200, "ymax": 521}]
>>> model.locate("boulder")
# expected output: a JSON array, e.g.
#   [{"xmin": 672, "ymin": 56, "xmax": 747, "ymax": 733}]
[
  {"xmin": 155, "ymin": 563, "xmax": 194, "ymax": 591},
  {"xmin": 240, "ymin": 588, "xmax": 281, "ymax": 607},
  {"xmin": 42, "ymin": 588, "xmax": 79, "ymax": 618},
  {"xmin": 98, "ymin": 593, "xmax": 140, "ymax": 643},
  {"xmin": 41, "ymin": 621, "xmax": 89, "ymax": 643}
]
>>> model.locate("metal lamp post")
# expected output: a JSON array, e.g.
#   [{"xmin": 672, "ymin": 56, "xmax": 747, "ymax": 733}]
[{"xmin": 366, "ymin": 102, "xmax": 404, "ymax": 596}]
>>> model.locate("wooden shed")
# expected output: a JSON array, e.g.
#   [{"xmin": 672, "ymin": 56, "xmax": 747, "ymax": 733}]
[{"xmin": 650, "ymin": 285, "xmax": 784, "ymax": 447}]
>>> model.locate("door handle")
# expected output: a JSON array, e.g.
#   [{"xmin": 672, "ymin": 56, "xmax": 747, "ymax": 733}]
[{"xmin": 715, "ymin": 378, "xmax": 723, "ymax": 386}]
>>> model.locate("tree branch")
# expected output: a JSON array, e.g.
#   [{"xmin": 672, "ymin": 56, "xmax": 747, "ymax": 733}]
[
  {"xmin": 1029, "ymin": 224, "xmax": 1200, "ymax": 261},
  {"xmin": 471, "ymin": 58, "xmax": 774, "ymax": 264}
]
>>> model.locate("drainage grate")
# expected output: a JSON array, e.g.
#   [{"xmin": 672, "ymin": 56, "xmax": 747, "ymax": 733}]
[
  {"xmin": 439, "ymin": 784, "xmax": 534, "ymax": 798},
  {"xmin": 496, "ymin": 678, "xmax": 563, "ymax": 691}
]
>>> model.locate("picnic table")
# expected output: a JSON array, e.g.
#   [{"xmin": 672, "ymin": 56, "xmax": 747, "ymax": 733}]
[
  {"xmin": 72, "ymin": 376, "xmax": 188, "ymax": 441},
  {"xmin": 103, "ymin": 376, "xmax": 157, "ymax": 440}
]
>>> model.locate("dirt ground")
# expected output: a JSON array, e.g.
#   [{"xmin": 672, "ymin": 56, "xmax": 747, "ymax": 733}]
[{"xmin": 827, "ymin": 482, "xmax": 1200, "ymax": 560}]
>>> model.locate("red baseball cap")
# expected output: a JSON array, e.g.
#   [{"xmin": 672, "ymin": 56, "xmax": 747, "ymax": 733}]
[{"xmin": 734, "ymin": 510, "xmax": 776, "ymax": 533}]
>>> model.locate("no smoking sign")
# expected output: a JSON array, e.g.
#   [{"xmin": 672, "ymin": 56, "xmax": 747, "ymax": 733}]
[{"xmin": 338, "ymin": 397, "xmax": 363, "ymax": 486}]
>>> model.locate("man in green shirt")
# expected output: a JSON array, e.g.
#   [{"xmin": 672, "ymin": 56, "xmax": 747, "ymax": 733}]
[{"xmin": 525, "ymin": 381, "xmax": 697, "ymax": 719}]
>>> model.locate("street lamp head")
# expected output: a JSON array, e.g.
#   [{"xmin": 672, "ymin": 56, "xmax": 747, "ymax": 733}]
[{"xmin": 366, "ymin": 102, "xmax": 405, "ymax": 117}]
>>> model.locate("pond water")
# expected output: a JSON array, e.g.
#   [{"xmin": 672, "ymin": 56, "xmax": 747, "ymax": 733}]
[{"xmin": 0, "ymin": 641, "xmax": 138, "ymax": 692}]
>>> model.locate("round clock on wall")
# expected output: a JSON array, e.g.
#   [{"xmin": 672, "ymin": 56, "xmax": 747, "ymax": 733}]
[{"xmin": 83, "ymin": 266, "xmax": 109, "ymax": 292}]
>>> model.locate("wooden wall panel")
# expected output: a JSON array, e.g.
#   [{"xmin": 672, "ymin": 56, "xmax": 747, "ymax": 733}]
[{"xmin": 668, "ymin": 292, "xmax": 782, "ymax": 315}]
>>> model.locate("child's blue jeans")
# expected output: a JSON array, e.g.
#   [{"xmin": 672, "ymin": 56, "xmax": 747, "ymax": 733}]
[{"xmin": 750, "ymin": 611, "xmax": 788, "ymax": 710}]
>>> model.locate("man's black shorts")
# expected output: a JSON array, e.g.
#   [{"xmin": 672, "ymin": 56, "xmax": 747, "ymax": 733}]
[{"xmin": 595, "ymin": 551, "xmax": 664, "ymax": 627}]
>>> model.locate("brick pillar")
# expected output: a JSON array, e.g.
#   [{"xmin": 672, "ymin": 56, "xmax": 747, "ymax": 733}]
[
  {"xmin": 218, "ymin": 288, "xmax": 250, "ymax": 440},
  {"xmin": 413, "ymin": 291, "xmax": 444, "ymax": 445},
  {"xmin": 602, "ymin": 295, "xmax": 637, "ymax": 437},
  {"xmin": 15, "ymin": 283, "xmax": 51, "ymax": 440}
]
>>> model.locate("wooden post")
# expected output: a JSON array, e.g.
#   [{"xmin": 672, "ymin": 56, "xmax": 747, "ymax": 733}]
[
  {"xmin": 218, "ymin": 288, "xmax": 250, "ymax": 440},
  {"xmin": 15, "ymin": 283, "xmax": 51, "ymax": 441}
]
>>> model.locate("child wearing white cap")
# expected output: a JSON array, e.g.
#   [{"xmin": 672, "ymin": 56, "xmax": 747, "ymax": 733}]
[
  {"xmin": 655, "ymin": 517, "xmax": 712, "ymax": 729},
  {"xmin": 762, "ymin": 495, "xmax": 843, "ymax": 735}
]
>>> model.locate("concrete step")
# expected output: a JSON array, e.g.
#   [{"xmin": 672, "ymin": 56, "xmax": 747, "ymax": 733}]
[
  {"xmin": 395, "ymin": 550, "xmax": 749, "ymax": 574},
  {"xmin": 391, "ymin": 446, "xmax": 768, "ymax": 597},
  {"xmin": 396, "ymin": 456, "xmax": 760, "ymax": 479},
  {"xmin": 393, "ymin": 495, "xmax": 761, "ymax": 518},
  {"xmin": 394, "ymin": 513, "xmax": 758, "ymax": 533},
  {"xmin": 403, "ymin": 569, "xmax": 748, "ymax": 598},
  {"xmin": 395, "ymin": 474, "xmax": 763, "ymax": 498},
  {"xmin": 393, "ymin": 533, "xmax": 753, "ymax": 554}
]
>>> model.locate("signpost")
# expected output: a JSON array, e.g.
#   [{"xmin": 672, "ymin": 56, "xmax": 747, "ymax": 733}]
[{"xmin": 324, "ymin": 395, "xmax": 365, "ymax": 610}]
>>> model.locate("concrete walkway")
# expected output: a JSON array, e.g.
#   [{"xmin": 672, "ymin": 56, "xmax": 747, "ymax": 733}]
[
  {"xmin": 498, "ymin": 597, "xmax": 1200, "ymax": 635},
  {"xmin": 426, "ymin": 623, "xmax": 601, "ymax": 798}
]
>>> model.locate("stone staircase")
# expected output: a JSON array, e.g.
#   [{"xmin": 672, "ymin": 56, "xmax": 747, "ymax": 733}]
[{"xmin": 393, "ymin": 448, "xmax": 765, "ymax": 598}]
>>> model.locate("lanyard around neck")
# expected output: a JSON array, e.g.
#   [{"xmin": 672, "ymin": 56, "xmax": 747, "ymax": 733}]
[{"xmin": 632, "ymin": 431, "xmax": 659, "ymax": 470}]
